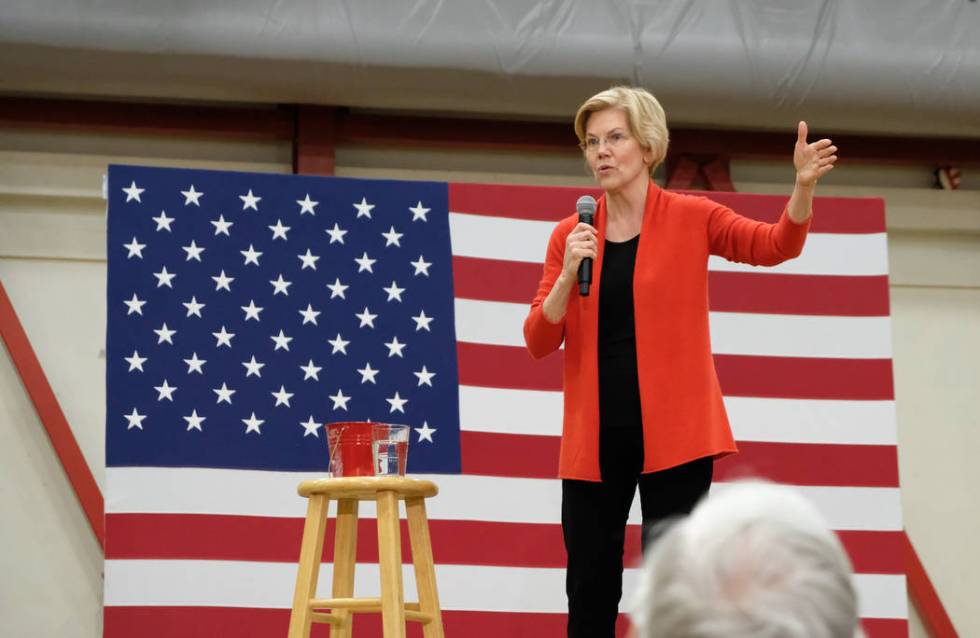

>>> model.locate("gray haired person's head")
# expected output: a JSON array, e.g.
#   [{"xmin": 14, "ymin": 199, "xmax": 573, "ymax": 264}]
[{"xmin": 630, "ymin": 481, "xmax": 861, "ymax": 638}]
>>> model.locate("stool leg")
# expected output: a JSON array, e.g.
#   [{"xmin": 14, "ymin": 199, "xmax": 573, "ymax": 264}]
[
  {"xmin": 406, "ymin": 497, "xmax": 445, "ymax": 638},
  {"xmin": 376, "ymin": 490, "xmax": 406, "ymax": 638},
  {"xmin": 330, "ymin": 498, "xmax": 359, "ymax": 638},
  {"xmin": 288, "ymin": 494, "xmax": 329, "ymax": 638}
]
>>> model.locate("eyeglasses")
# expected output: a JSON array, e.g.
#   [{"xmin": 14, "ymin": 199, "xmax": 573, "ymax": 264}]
[{"xmin": 580, "ymin": 131, "xmax": 631, "ymax": 153}]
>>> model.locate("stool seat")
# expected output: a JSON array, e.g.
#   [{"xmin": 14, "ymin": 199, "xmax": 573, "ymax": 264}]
[
  {"xmin": 298, "ymin": 476, "xmax": 438, "ymax": 500},
  {"xmin": 288, "ymin": 476, "xmax": 445, "ymax": 638}
]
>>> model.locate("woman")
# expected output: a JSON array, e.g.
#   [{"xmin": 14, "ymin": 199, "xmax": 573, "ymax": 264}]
[{"xmin": 522, "ymin": 86, "xmax": 837, "ymax": 638}]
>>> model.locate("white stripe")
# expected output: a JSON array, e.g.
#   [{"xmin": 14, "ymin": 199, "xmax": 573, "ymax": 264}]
[
  {"xmin": 460, "ymin": 386, "xmax": 898, "ymax": 446},
  {"xmin": 454, "ymin": 298, "xmax": 893, "ymax": 358},
  {"xmin": 104, "ymin": 559, "xmax": 907, "ymax": 619},
  {"xmin": 106, "ymin": 468, "xmax": 902, "ymax": 531},
  {"xmin": 448, "ymin": 213, "xmax": 888, "ymax": 277}
]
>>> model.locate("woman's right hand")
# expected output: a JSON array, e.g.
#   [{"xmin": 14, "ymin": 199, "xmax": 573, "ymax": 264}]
[{"xmin": 560, "ymin": 222, "xmax": 599, "ymax": 285}]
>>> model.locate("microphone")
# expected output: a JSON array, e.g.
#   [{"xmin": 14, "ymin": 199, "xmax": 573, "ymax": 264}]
[{"xmin": 576, "ymin": 195, "xmax": 597, "ymax": 296}]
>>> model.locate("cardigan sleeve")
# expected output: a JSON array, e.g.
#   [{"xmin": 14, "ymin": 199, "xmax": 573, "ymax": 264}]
[
  {"xmin": 706, "ymin": 198, "xmax": 812, "ymax": 266},
  {"xmin": 523, "ymin": 218, "xmax": 570, "ymax": 359}
]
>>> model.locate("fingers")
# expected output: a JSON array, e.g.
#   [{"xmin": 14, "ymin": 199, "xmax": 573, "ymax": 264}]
[{"xmin": 797, "ymin": 121, "xmax": 808, "ymax": 145}]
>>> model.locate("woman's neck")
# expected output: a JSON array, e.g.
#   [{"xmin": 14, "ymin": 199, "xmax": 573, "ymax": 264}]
[{"xmin": 604, "ymin": 176, "xmax": 649, "ymax": 239}]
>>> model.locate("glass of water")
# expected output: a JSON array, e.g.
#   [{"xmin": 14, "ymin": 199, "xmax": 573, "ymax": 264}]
[{"xmin": 372, "ymin": 423, "xmax": 410, "ymax": 476}]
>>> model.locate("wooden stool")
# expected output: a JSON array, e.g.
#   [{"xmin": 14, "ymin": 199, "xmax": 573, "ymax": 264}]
[{"xmin": 287, "ymin": 476, "xmax": 444, "ymax": 638}]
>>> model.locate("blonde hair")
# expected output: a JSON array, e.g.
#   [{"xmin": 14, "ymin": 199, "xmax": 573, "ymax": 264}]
[{"xmin": 574, "ymin": 86, "xmax": 670, "ymax": 176}]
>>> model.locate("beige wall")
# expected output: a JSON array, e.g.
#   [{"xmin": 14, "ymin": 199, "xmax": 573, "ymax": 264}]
[{"xmin": 1, "ymin": 131, "xmax": 977, "ymax": 636}]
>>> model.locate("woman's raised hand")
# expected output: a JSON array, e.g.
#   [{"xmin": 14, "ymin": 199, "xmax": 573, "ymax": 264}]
[
  {"xmin": 562, "ymin": 222, "xmax": 598, "ymax": 283},
  {"xmin": 794, "ymin": 121, "xmax": 838, "ymax": 188}
]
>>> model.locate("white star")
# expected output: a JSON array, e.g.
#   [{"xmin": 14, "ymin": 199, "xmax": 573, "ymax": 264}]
[
  {"xmin": 213, "ymin": 383, "xmax": 236, "ymax": 404},
  {"xmin": 242, "ymin": 412, "xmax": 264, "ymax": 434},
  {"xmin": 297, "ymin": 249, "xmax": 320, "ymax": 270},
  {"xmin": 354, "ymin": 251, "xmax": 376, "ymax": 273},
  {"xmin": 240, "ymin": 189, "xmax": 261, "ymax": 211},
  {"xmin": 384, "ymin": 336, "xmax": 406, "ymax": 358},
  {"xmin": 353, "ymin": 197, "xmax": 375, "ymax": 218},
  {"xmin": 410, "ymin": 201, "xmax": 430, "ymax": 222},
  {"xmin": 154, "ymin": 379, "xmax": 177, "ymax": 402},
  {"xmin": 357, "ymin": 362, "xmax": 379, "ymax": 384},
  {"xmin": 242, "ymin": 356, "xmax": 264, "ymax": 377},
  {"xmin": 153, "ymin": 266, "xmax": 176, "ymax": 288},
  {"xmin": 122, "ymin": 181, "xmax": 145, "ymax": 203},
  {"xmin": 386, "ymin": 392, "xmax": 407, "ymax": 414},
  {"xmin": 299, "ymin": 304, "xmax": 320, "ymax": 325},
  {"xmin": 414, "ymin": 420, "xmax": 436, "ymax": 443},
  {"xmin": 124, "ymin": 408, "xmax": 147, "ymax": 430},
  {"xmin": 154, "ymin": 323, "xmax": 176, "ymax": 345},
  {"xmin": 152, "ymin": 210, "xmax": 174, "ymax": 231},
  {"xmin": 328, "ymin": 333, "xmax": 350, "ymax": 355},
  {"xmin": 124, "ymin": 350, "xmax": 147, "ymax": 372},
  {"xmin": 213, "ymin": 270, "xmax": 234, "ymax": 292},
  {"xmin": 269, "ymin": 219, "xmax": 291, "ymax": 240},
  {"xmin": 383, "ymin": 280, "xmax": 405, "ymax": 302},
  {"xmin": 183, "ymin": 352, "xmax": 206, "ymax": 374},
  {"xmin": 211, "ymin": 214, "xmax": 234, "ymax": 236},
  {"xmin": 382, "ymin": 226, "xmax": 403, "ymax": 247},
  {"xmin": 184, "ymin": 409, "xmax": 206, "ymax": 431},
  {"xmin": 410, "ymin": 255, "xmax": 432, "ymax": 276},
  {"xmin": 271, "ymin": 385, "xmax": 294, "ymax": 408},
  {"xmin": 241, "ymin": 300, "xmax": 263, "ymax": 321},
  {"xmin": 241, "ymin": 244, "xmax": 262, "ymax": 266},
  {"xmin": 124, "ymin": 293, "xmax": 146, "ymax": 316},
  {"xmin": 412, "ymin": 309, "xmax": 434, "ymax": 332},
  {"xmin": 269, "ymin": 273, "xmax": 292, "ymax": 296},
  {"xmin": 327, "ymin": 278, "xmax": 349, "ymax": 299},
  {"xmin": 212, "ymin": 325, "xmax": 235, "ymax": 348},
  {"xmin": 124, "ymin": 237, "xmax": 146, "ymax": 259},
  {"xmin": 181, "ymin": 184, "xmax": 203, "ymax": 206},
  {"xmin": 297, "ymin": 194, "xmax": 318, "ymax": 215},
  {"xmin": 414, "ymin": 365, "xmax": 436, "ymax": 387},
  {"xmin": 355, "ymin": 306, "xmax": 378, "ymax": 328},
  {"xmin": 183, "ymin": 240, "xmax": 205, "ymax": 262},
  {"xmin": 183, "ymin": 296, "xmax": 205, "ymax": 318},
  {"xmin": 329, "ymin": 388, "xmax": 351, "ymax": 411},
  {"xmin": 300, "ymin": 359, "xmax": 322, "ymax": 381},
  {"xmin": 270, "ymin": 329, "xmax": 293, "ymax": 352},
  {"xmin": 326, "ymin": 223, "xmax": 348, "ymax": 244},
  {"xmin": 300, "ymin": 416, "xmax": 321, "ymax": 437}
]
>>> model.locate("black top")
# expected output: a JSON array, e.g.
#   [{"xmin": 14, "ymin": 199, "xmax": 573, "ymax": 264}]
[{"xmin": 597, "ymin": 234, "xmax": 642, "ymax": 429}]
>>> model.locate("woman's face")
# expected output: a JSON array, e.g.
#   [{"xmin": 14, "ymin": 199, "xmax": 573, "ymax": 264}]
[{"xmin": 583, "ymin": 108, "xmax": 652, "ymax": 195}]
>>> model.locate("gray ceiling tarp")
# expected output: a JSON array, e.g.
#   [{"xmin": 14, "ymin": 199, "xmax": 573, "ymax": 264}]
[{"xmin": 0, "ymin": 1, "xmax": 978, "ymax": 137}]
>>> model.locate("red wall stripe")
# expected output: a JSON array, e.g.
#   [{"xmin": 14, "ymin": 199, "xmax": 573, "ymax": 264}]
[
  {"xmin": 448, "ymin": 183, "xmax": 886, "ymax": 233},
  {"xmin": 904, "ymin": 533, "xmax": 961, "ymax": 637},
  {"xmin": 0, "ymin": 281, "xmax": 104, "ymax": 548},
  {"xmin": 452, "ymin": 255, "xmax": 891, "ymax": 316},
  {"xmin": 457, "ymin": 342, "xmax": 895, "ymax": 400}
]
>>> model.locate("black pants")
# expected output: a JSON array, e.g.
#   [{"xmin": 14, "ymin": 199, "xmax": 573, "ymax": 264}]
[{"xmin": 561, "ymin": 426, "xmax": 713, "ymax": 638}]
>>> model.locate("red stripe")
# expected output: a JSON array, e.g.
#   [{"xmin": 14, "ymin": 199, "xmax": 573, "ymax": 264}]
[
  {"xmin": 452, "ymin": 255, "xmax": 891, "ymax": 316},
  {"xmin": 104, "ymin": 606, "xmax": 906, "ymax": 638},
  {"xmin": 460, "ymin": 431, "xmax": 898, "ymax": 487},
  {"xmin": 904, "ymin": 532, "xmax": 960, "ymax": 637},
  {"xmin": 105, "ymin": 514, "xmax": 903, "ymax": 574},
  {"xmin": 0, "ymin": 281, "xmax": 104, "ymax": 548},
  {"xmin": 458, "ymin": 342, "xmax": 895, "ymax": 400},
  {"xmin": 448, "ymin": 183, "xmax": 886, "ymax": 233}
]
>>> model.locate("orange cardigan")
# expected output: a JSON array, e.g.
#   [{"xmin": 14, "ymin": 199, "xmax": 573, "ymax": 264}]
[{"xmin": 523, "ymin": 181, "xmax": 811, "ymax": 481}]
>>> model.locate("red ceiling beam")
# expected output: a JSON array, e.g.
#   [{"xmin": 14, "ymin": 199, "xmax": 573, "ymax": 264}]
[
  {"xmin": 293, "ymin": 105, "xmax": 337, "ymax": 176},
  {"xmin": 0, "ymin": 95, "xmax": 978, "ymax": 167},
  {"xmin": 0, "ymin": 96, "xmax": 293, "ymax": 141}
]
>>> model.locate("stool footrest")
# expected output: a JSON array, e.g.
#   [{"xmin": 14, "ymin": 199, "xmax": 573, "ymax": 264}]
[{"xmin": 308, "ymin": 598, "xmax": 430, "ymax": 623}]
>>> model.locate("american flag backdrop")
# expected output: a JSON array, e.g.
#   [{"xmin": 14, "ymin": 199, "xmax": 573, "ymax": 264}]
[{"xmin": 103, "ymin": 165, "xmax": 907, "ymax": 637}]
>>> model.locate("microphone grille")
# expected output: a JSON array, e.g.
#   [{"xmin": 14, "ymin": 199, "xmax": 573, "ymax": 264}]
[{"xmin": 576, "ymin": 195, "xmax": 597, "ymax": 216}]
